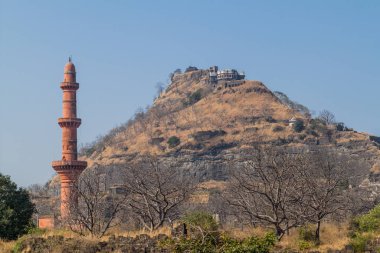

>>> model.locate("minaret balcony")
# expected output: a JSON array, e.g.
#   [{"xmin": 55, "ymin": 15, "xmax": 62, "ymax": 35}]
[
  {"xmin": 58, "ymin": 118, "xmax": 81, "ymax": 128},
  {"xmin": 60, "ymin": 82, "xmax": 79, "ymax": 90},
  {"xmin": 52, "ymin": 160, "xmax": 87, "ymax": 172}
]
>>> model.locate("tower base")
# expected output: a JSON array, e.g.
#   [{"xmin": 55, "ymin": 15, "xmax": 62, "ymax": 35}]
[{"xmin": 52, "ymin": 160, "xmax": 87, "ymax": 220}]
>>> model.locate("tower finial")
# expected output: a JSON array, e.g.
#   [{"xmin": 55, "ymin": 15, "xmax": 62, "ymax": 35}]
[{"xmin": 69, "ymin": 56, "xmax": 72, "ymax": 62}]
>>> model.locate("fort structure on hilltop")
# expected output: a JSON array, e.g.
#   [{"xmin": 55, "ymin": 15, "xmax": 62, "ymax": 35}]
[
  {"xmin": 208, "ymin": 66, "xmax": 245, "ymax": 84},
  {"xmin": 51, "ymin": 58, "xmax": 87, "ymax": 221},
  {"xmin": 171, "ymin": 65, "xmax": 246, "ymax": 88}
]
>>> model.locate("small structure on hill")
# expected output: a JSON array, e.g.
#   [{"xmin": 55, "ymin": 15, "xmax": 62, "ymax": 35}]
[
  {"xmin": 289, "ymin": 117, "xmax": 298, "ymax": 127},
  {"xmin": 209, "ymin": 66, "xmax": 218, "ymax": 84},
  {"xmin": 208, "ymin": 66, "xmax": 245, "ymax": 85},
  {"xmin": 38, "ymin": 215, "xmax": 55, "ymax": 229},
  {"xmin": 217, "ymin": 69, "xmax": 245, "ymax": 81}
]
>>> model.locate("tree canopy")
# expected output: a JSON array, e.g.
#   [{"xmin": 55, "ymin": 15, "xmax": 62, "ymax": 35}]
[{"xmin": 0, "ymin": 173, "xmax": 35, "ymax": 240}]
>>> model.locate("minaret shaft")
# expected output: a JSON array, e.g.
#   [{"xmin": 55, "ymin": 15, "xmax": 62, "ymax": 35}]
[
  {"xmin": 52, "ymin": 59, "xmax": 87, "ymax": 221},
  {"xmin": 62, "ymin": 91, "xmax": 77, "ymax": 118},
  {"xmin": 61, "ymin": 89, "xmax": 78, "ymax": 161}
]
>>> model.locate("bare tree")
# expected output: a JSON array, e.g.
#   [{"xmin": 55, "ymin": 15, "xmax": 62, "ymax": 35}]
[
  {"xmin": 298, "ymin": 148, "xmax": 350, "ymax": 244},
  {"xmin": 226, "ymin": 147, "xmax": 306, "ymax": 240},
  {"xmin": 28, "ymin": 183, "xmax": 48, "ymax": 197},
  {"xmin": 131, "ymin": 107, "xmax": 149, "ymax": 134},
  {"xmin": 155, "ymin": 82, "xmax": 165, "ymax": 97},
  {"xmin": 123, "ymin": 155, "xmax": 195, "ymax": 231},
  {"xmin": 318, "ymin": 109, "xmax": 336, "ymax": 125},
  {"xmin": 226, "ymin": 145, "xmax": 359, "ymax": 242},
  {"xmin": 169, "ymin": 68, "xmax": 182, "ymax": 82},
  {"xmin": 66, "ymin": 169, "xmax": 127, "ymax": 238}
]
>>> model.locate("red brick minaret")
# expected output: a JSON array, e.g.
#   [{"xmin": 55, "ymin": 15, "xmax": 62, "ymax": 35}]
[{"xmin": 52, "ymin": 58, "xmax": 87, "ymax": 220}]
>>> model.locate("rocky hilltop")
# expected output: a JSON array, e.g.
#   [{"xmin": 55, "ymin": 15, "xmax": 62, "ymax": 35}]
[{"xmin": 79, "ymin": 67, "xmax": 380, "ymax": 188}]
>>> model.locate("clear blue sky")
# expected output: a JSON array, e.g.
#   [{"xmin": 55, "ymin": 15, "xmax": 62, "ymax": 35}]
[{"xmin": 0, "ymin": 0, "xmax": 379, "ymax": 187}]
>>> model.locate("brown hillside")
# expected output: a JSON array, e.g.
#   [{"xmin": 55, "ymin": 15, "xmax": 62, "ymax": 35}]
[
  {"xmin": 81, "ymin": 69, "xmax": 379, "ymax": 172},
  {"xmin": 83, "ymin": 70, "xmax": 300, "ymax": 166}
]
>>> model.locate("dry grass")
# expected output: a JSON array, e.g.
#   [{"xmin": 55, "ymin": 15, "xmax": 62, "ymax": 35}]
[
  {"xmin": 85, "ymin": 78, "xmax": 305, "ymax": 166},
  {"xmin": 0, "ymin": 230, "xmax": 76, "ymax": 253},
  {"xmin": 109, "ymin": 226, "xmax": 172, "ymax": 238},
  {"xmin": 189, "ymin": 192, "xmax": 210, "ymax": 203},
  {"xmin": 335, "ymin": 131, "xmax": 368, "ymax": 143},
  {"xmin": 220, "ymin": 223, "xmax": 350, "ymax": 252},
  {"xmin": 39, "ymin": 227, "xmax": 173, "ymax": 241},
  {"xmin": 0, "ymin": 240, "xmax": 16, "ymax": 253},
  {"xmin": 1, "ymin": 223, "xmax": 351, "ymax": 252},
  {"xmin": 318, "ymin": 223, "xmax": 350, "ymax": 252},
  {"xmin": 279, "ymin": 222, "xmax": 350, "ymax": 252},
  {"xmin": 197, "ymin": 180, "xmax": 227, "ymax": 190},
  {"xmin": 371, "ymin": 163, "xmax": 380, "ymax": 174},
  {"xmin": 39, "ymin": 228, "xmax": 77, "ymax": 238},
  {"xmin": 221, "ymin": 226, "xmax": 270, "ymax": 239},
  {"xmin": 81, "ymin": 71, "xmax": 375, "ymax": 171}
]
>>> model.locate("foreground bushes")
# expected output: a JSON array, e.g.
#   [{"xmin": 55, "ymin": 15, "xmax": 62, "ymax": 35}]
[
  {"xmin": 0, "ymin": 173, "xmax": 35, "ymax": 240},
  {"xmin": 167, "ymin": 136, "xmax": 181, "ymax": 148},
  {"xmin": 10, "ymin": 229, "xmax": 275, "ymax": 253},
  {"xmin": 349, "ymin": 205, "xmax": 380, "ymax": 252},
  {"xmin": 161, "ymin": 233, "xmax": 276, "ymax": 253},
  {"xmin": 7, "ymin": 212, "xmax": 275, "ymax": 253},
  {"xmin": 160, "ymin": 212, "xmax": 276, "ymax": 253},
  {"xmin": 12, "ymin": 234, "xmax": 168, "ymax": 253}
]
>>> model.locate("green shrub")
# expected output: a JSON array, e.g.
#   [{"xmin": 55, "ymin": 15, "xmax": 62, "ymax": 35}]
[
  {"xmin": 160, "ymin": 232, "xmax": 276, "ymax": 253},
  {"xmin": 336, "ymin": 122, "xmax": 345, "ymax": 131},
  {"xmin": 185, "ymin": 66, "xmax": 198, "ymax": 72},
  {"xmin": 295, "ymin": 225, "xmax": 318, "ymax": 250},
  {"xmin": 265, "ymin": 116, "xmax": 277, "ymax": 123},
  {"xmin": 167, "ymin": 136, "xmax": 181, "ymax": 148},
  {"xmin": 299, "ymin": 224, "xmax": 316, "ymax": 242},
  {"xmin": 272, "ymin": 125, "xmax": 284, "ymax": 132},
  {"xmin": 222, "ymin": 232, "xmax": 276, "ymax": 253},
  {"xmin": 173, "ymin": 237, "xmax": 217, "ymax": 253},
  {"xmin": 350, "ymin": 233, "xmax": 373, "ymax": 253},
  {"xmin": 160, "ymin": 212, "xmax": 218, "ymax": 253},
  {"xmin": 182, "ymin": 211, "xmax": 218, "ymax": 238},
  {"xmin": 13, "ymin": 239, "xmax": 24, "ymax": 253},
  {"xmin": 187, "ymin": 89, "xmax": 203, "ymax": 105},
  {"xmin": 306, "ymin": 128, "xmax": 319, "ymax": 137},
  {"xmin": 293, "ymin": 120, "xmax": 305, "ymax": 133},
  {"xmin": 352, "ymin": 205, "xmax": 380, "ymax": 233},
  {"xmin": 298, "ymin": 240, "xmax": 314, "ymax": 250},
  {"xmin": 298, "ymin": 134, "xmax": 306, "ymax": 140},
  {"xmin": 309, "ymin": 119, "xmax": 318, "ymax": 130},
  {"xmin": 309, "ymin": 119, "xmax": 328, "ymax": 133},
  {"xmin": 27, "ymin": 227, "xmax": 46, "ymax": 236},
  {"xmin": 243, "ymin": 233, "xmax": 276, "ymax": 253},
  {"xmin": 348, "ymin": 205, "xmax": 380, "ymax": 252},
  {"xmin": 0, "ymin": 173, "xmax": 35, "ymax": 240},
  {"xmin": 161, "ymin": 212, "xmax": 276, "ymax": 252}
]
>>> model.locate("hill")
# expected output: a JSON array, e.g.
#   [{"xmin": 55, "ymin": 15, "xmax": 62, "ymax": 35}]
[
  {"xmin": 78, "ymin": 68, "xmax": 379, "ymax": 186},
  {"xmin": 27, "ymin": 66, "xmax": 380, "ymax": 251}
]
